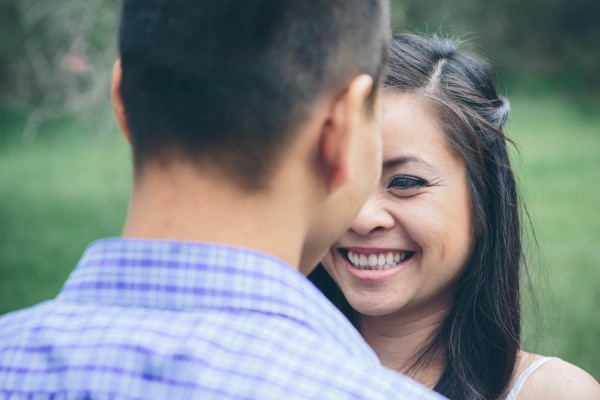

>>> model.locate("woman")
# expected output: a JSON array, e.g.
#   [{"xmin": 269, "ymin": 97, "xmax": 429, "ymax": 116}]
[{"xmin": 310, "ymin": 33, "xmax": 600, "ymax": 399}]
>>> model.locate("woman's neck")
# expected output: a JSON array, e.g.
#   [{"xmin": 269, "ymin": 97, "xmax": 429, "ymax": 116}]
[{"xmin": 357, "ymin": 304, "xmax": 449, "ymax": 388}]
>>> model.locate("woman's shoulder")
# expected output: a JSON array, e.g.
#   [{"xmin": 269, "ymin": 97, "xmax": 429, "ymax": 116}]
[{"xmin": 510, "ymin": 351, "xmax": 600, "ymax": 399}]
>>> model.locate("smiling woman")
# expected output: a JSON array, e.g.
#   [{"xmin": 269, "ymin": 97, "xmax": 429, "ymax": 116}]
[
  {"xmin": 310, "ymin": 33, "xmax": 600, "ymax": 399},
  {"xmin": 327, "ymin": 92, "xmax": 473, "ymax": 322}
]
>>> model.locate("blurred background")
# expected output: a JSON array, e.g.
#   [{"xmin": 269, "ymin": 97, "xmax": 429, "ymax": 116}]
[{"xmin": 1, "ymin": 0, "xmax": 599, "ymax": 379}]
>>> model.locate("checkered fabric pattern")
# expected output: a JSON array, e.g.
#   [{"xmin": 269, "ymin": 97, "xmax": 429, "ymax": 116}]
[{"xmin": 0, "ymin": 238, "xmax": 444, "ymax": 399}]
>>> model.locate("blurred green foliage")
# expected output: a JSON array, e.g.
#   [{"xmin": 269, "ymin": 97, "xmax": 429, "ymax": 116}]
[
  {"xmin": 0, "ymin": 111, "xmax": 130, "ymax": 308},
  {"xmin": 510, "ymin": 95, "xmax": 600, "ymax": 378},
  {"xmin": 1, "ymin": 0, "xmax": 599, "ymax": 119},
  {"xmin": 0, "ymin": 0, "xmax": 119, "ymax": 135},
  {"xmin": 390, "ymin": 0, "xmax": 600, "ymax": 91}
]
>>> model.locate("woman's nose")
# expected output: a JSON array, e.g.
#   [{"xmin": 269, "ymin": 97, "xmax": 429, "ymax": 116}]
[{"xmin": 349, "ymin": 194, "xmax": 395, "ymax": 236}]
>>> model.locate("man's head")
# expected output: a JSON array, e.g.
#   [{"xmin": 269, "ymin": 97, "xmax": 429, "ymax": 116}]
[
  {"xmin": 112, "ymin": 0, "xmax": 389, "ymax": 272},
  {"xmin": 116, "ymin": 0, "xmax": 388, "ymax": 188}
]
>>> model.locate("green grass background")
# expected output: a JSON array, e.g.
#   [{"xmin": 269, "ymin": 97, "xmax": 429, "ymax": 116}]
[{"xmin": 0, "ymin": 90, "xmax": 599, "ymax": 379}]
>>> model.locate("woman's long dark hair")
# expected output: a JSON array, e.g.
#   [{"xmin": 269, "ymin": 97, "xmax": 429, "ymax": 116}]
[{"xmin": 310, "ymin": 33, "xmax": 524, "ymax": 399}]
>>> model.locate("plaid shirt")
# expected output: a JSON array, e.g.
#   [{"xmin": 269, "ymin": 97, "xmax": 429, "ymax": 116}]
[{"xmin": 0, "ymin": 238, "xmax": 443, "ymax": 399}]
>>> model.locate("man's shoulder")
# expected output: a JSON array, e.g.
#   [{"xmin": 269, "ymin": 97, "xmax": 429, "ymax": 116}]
[
  {"xmin": 0, "ymin": 301, "xmax": 443, "ymax": 399},
  {"xmin": 300, "ymin": 354, "xmax": 443, "ymax": 399},
  {"xmin": 0, "ymin": 301, "xmax": 55, "ymax": 333},
  {"xmin": 180, "ymin": 320, "xmax": 443, "ymax": 399}
]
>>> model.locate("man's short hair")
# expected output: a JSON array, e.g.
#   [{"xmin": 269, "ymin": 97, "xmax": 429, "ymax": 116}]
[{"xmin": 119, "ymin": 0, "xmax": 389, "ymax": 189}]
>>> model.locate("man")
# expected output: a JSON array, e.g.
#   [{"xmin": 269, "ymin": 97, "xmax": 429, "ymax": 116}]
[{"xmin": 0, "ymin": 1, "xmax": 442, "ymax": 399}]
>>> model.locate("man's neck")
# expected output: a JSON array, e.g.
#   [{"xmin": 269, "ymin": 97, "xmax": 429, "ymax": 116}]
[{"xmin": 122, "ymin": 163, "xmax": 309, "ymax": 270}]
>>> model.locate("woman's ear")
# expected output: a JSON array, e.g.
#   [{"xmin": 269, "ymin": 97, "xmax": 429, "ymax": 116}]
[
  {"xmin": 111, "ymin": 59, "xmax": 132, "ymax": 144},
  {"xmin": 320, "ymin": 74, "xmax": 375, "ymax": 192}
]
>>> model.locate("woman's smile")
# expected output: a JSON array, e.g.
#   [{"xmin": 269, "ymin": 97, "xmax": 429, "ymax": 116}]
[{"xmin": 334, "ymin": 247, "xmax": 415, "ymax": 281}]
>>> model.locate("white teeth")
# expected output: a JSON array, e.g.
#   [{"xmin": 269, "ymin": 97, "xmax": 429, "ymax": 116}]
[
  {"xmin": 346, "ymin": 250, "xmax": 410, "ymax": 270},
  {"xmin": 368, "ymin": 254, "xmax": 378, "ymax": 267},
  {"xmin": 359, "ymin": 254, "xmax": 368, "ymax": 267},
  {"xmin": 386, "ymin": 252, "xmax": 394, "ymax": 265}
]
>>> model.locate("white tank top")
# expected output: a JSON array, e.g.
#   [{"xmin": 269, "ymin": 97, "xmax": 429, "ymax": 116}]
[{"xmin": 505, "ymin": 357, "xmax": 557, "ymax": 399}]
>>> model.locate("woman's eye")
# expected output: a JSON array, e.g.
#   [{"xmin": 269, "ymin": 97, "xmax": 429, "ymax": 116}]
[{"xmin": 388, "ymin": 176, "xmax": 427, "ymax": 190}]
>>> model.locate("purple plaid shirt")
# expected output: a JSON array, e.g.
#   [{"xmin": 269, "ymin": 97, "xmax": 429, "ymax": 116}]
[{"xmin": 0, "ymin": 238, "xmax": 444, "ymax": 399}]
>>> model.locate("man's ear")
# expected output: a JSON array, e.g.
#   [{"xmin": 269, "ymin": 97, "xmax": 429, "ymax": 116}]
[
  {"xmin": 111, "ymin": 59, "xmax": 132, "ymax": 144},
  {"xmin": 320, "ymin": 74, "xmax": 374, "ymax": 191}
]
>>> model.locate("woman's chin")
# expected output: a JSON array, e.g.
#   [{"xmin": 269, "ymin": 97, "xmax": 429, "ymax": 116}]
[{"xmin": 349, "ymin": 299, "xmax": 401, "ymax": 318}]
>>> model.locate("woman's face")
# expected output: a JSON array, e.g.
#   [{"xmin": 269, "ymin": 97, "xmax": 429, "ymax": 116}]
[{"xmin": 321, "ymin": 92, "xmax": 474, "ymax": 317}]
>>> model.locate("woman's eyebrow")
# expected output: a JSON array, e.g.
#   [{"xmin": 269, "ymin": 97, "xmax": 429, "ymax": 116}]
[{"xmin": 383, "ymin": 156, "xmax": 435, "ymax": 172}]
